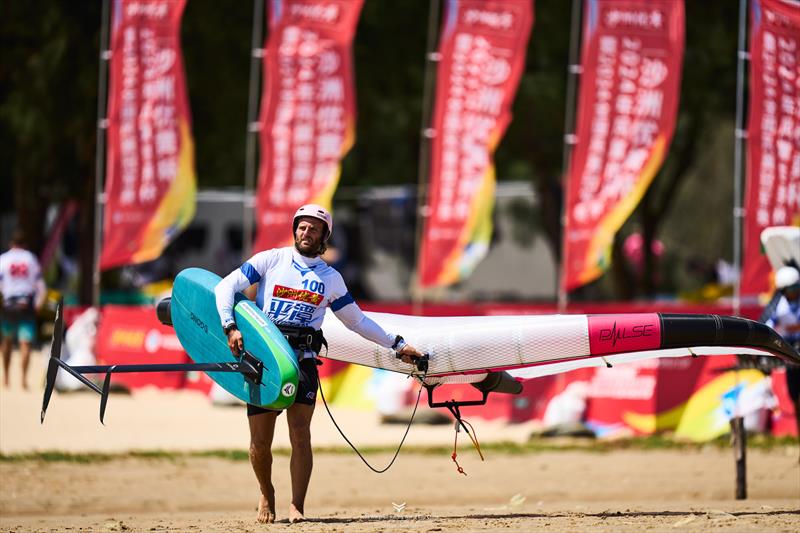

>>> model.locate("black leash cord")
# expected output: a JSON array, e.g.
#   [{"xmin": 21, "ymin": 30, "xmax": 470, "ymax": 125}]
[{"xmin": 317, "ymin": 353, "xmax": 426, "ymax": 473}]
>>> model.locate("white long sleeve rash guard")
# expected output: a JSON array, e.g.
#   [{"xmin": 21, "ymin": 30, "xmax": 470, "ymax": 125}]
[
  {"xmin": 0, "ymin": 247, "xmax": 46, "ymax": 308},
  {"xmin": 214, "ymin": 247, "xmax": 398, "ymax": 356}
]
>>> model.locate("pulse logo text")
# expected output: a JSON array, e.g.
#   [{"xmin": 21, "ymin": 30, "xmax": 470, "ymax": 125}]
[{"xmin": 599, "ymin": 322, "xmax": 655, "ymax": 347}]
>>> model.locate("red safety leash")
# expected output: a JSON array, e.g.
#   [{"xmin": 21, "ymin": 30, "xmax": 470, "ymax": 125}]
[{"xmin": 448, "ymin": 403, "xmax": 484, "ymax": 476}]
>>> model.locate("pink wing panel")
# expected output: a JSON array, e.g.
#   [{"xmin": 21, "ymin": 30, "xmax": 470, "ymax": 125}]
[{"xmin": 587, "ymin": 314, "xmax": 662, "ymax": 356}]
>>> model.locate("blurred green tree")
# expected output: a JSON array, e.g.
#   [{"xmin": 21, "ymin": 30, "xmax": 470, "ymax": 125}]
[{"xmin": 1, "ymin": 2, "xmax": 101, "ymax": 303}]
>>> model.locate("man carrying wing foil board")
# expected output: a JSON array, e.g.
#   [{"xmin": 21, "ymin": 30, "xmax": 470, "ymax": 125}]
[{"xmin": 214, "ymin": 204, "xmax": 423, "ymax": 524}]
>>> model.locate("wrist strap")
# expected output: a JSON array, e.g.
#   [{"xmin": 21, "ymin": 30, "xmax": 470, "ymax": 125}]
[{"xmin": 392, "ymin": 335, "xmax": 406, "ymax": 351}]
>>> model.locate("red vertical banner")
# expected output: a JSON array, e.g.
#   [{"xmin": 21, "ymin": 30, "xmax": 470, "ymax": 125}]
[
  {"xmin": 101, "ymin": 0, "xmax": 197, "ymax": 270},
  {"xmin": 741, "ymin": 0, "xmax": 800, "ymax": 297},
  {"xmin": 254, "ymin": 0, "xmax": 363, "ymax": 251},
  {"xmin": 561, "ymin": 0, "xmax": 684, "ymax": 292},
  {"xmin": 418, "ymin": 0, "xmax": 534, "ymax": 289}
]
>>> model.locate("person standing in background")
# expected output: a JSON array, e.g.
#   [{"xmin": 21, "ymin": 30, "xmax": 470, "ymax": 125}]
[
  {"xmin": 765, "ymin": 266, "xmax": 800, "ymax": 456},
  {"xmin": 0, "ymin": 231, "xmax": 46, "ymax": 389}
]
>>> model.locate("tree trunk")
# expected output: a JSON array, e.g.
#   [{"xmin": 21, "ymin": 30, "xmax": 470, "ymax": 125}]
[
  {"xmin": 640, "ymin": 115, "xmax": 703, "ymax": 296},
  {"xmin": 13, "ymin": 172, "xmax": 46, "ymax": 255},
  {"xmin": 78, "ymin": 175, "xmax": 97, "ymax": 306},
  {"xmin": 535, "ymin": 178, "xmax": 563, "ymax": 260},
  {"xmin": 642, "ymin": 192, "xmax": 657, "ymax": 297},
  {"xmin": 611, "ymin": 233, "xmax": 636, "ymax": 300}
]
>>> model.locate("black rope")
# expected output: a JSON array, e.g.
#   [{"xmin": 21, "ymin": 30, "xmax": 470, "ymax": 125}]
[{"xmin": 317, "ymin": 349, "xmax": 426, "ymax": 473}]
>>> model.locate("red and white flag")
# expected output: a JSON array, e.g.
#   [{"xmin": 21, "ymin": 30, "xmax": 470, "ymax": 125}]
[
  {"xmin": 417, "ymin": 0, "xmax": 533, "ymax": 289},
  {"xmin": 561, "ymin": 0, "xmax": 684, "ymax": 292},
  {"xmin": 741, "ymin": 0, "xmax": 800, "ymax": 296},
  {"xmin": 101, "ymin": 0, "xmax": 196, "ymax": 270},
  {"xmin": 254, "ymin": 0, "xmax": 363, "ymax": 252}
]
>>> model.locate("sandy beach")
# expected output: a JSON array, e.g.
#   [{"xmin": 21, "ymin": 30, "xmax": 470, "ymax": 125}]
[{"xmin": 1, "ymin": 350, "xmax": 799, "ymax": 531}]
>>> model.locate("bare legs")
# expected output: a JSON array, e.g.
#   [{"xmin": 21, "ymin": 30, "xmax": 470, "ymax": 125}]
[
  {"xmin": 248, "ymin": 401, "xmax": 315, "ymax": 523},
  {"xmin": 287, "ymin": 402, "xmax": 315, "ymax": 523},
  {"xmin": 18, "ymin": 340, "xmax": 31, "ymax": 390},
  {"xmin": 1, "ymin": 333, "xmax": 32, "ymax": 390},
  {"xmin": 248, "ymin": 411, "xmax": 278, "ymax": 523},
  {"xmin": 1, "ymin": 337, "xmax": 11, "ymax": 388}
]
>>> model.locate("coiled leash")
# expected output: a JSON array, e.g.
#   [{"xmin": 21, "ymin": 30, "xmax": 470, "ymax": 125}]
[
  {"xmin": 445, "ymin": 401, "xmax": 484, "ymax": 475},
  {"xmin": 317, "ymin": 346, "xmax": 429, "ymax": 474},
  {"xmin": 318, "ymin": 349, "xmax": 484, "ymax": 475}
]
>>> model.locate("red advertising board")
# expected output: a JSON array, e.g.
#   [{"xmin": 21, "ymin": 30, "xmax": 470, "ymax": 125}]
[
  {"xmin": 101, "ymin": 0, "xmax": 197, "ymax": 270},
  {"xmin": 254, "ymin": 0, "xmax": 363, "ymax": 252},
  {"xmin": 771, "ymin": 368, "xmax": 799, "ymax": 436},
  {"xmin": 741, "ymin": 0, "xmax": 800, "ymax": 296},
  {"xmin": 96, "ymin": 305, "xmax": 189, "ymax": 390},
  {"xmin": 561, "ymin": 0, "xmax": 684, "ymax": 291},
  {"xmin": 418, "ymin": 0, "xmax": 533, "ymax": 289},
  {"xmin": 583, "ymin": 356, "xmax": 701, "ymax": 437}
]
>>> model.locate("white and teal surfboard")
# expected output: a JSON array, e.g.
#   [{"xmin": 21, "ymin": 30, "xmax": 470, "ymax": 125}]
[{"xmin": 170, "ymin": 268, "xmax": 299, "ymax": 409}]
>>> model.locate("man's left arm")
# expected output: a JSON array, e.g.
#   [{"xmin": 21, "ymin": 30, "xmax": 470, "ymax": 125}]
[{"xmin": 330, "ymin": 291, "xmax": 423, "ymax": 364}]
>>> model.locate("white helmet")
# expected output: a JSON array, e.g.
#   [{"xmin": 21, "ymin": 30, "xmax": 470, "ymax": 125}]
[
  {"xmin": 293, "ymin": 204, "xmax": 333, "ymax": 241},
  {"xmin": 775, "ymin": 266, "xmax": 800, "ymax": 290}
]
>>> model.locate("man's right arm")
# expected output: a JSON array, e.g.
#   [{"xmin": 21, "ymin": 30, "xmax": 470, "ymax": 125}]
[
  {"xmin": 215, "ymin": 263, "xmax": 263, "ymax": 356},
  {"xmin": 214, "ymin": 251, "xmax": 273, "ymax": 330}
]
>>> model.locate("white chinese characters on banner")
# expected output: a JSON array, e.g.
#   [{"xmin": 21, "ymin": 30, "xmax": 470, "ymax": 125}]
[
  {"xmin": 437, "ymin": 32, "xmax": 511, "ymax": 224},
  {"xmin": 756, "ymin": 28, "xmax": 800, "ymax": 228},
  {"xmin": 263, "ymin": 28, "xmax": 345, "ymax": 227},
  {"xmin": 573, "ymin": 34, "xmax": 669, "ymax": 225},
  {"xmin": 118, "ymin": 23, "xmax": 180, "ymax": 208}
]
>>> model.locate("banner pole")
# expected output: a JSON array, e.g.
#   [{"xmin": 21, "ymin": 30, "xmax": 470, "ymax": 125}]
[
  {"xmin": 731, "ymin": 1, "xmax": 750, "ymax": 500},
  {"xmin": 243, "ymin": 0, "xmax": 266, "ymax": 260},
  {"xmin": 558, "ymin": 0, "xmax": 583, "ymax": 312},
  {"xmin": 92, "ymin": 0, "xmax": 112, "ymax": 308},
  {"xmin": 411, "ymin": 0, "xmax": 442, "ymax": 315},
  {"xmin": 733, "ymin": 0, "xmax": 749, "ymax": 317}
]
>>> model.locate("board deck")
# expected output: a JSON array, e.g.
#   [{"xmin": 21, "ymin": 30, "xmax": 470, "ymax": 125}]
[{"xmin": 171, "ymin": 268, "xmax": 299, "ymax": 409}]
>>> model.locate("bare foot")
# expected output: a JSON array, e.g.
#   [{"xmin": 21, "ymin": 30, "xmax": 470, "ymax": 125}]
[
  {"xmin": 257, "ymin": 495, "xmax": 275, "ymax": 524},
  {"xmin": 288, "ymin": 503, "xmax": 305, "ymax": 523}
]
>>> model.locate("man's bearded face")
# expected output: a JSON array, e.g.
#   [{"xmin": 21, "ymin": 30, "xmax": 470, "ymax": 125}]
[{"xmin": 294, "ymin": 217, "xmax": 325, "ymax": 256}]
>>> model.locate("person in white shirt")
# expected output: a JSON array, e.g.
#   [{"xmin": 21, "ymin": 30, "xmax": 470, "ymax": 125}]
[
  {"xmin": 766, "ymin": 265, "xmax": 800, "ymax": 448},
  {"xmin": 1, "ymin": 231, "xmax": 46, "ymax": 389},
  {"xmin": 215, "ymin": 204, "xmax": 423, "ymax": 524}
]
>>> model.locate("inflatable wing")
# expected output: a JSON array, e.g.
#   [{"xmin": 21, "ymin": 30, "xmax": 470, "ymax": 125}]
[
  {"xmin": 760, "ymin": 225, "xmax": 800, "ymax": 271},
  {"xmin": 321, "ymin": 311, "xmax": 800, "ymax": 392}
]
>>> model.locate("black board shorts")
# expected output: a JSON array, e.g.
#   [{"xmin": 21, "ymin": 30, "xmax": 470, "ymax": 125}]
[
  {"xmin": 247, "ymin": 357, "xmax": 319, "ymax": 416},
  {"xmin": 787, "ymin": 365, "xmax": 800, "ymax": 403}
]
